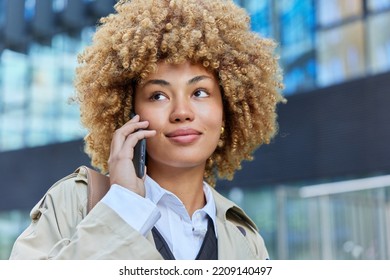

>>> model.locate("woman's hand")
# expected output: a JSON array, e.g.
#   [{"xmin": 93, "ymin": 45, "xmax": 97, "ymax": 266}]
[{"xmin": 108, "ymin": 115, "xmax": 156, "ymax": 197}]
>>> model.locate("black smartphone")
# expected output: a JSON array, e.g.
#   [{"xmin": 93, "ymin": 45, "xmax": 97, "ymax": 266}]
[{"xmin": 131, "ymin": 113, "xmax": 146, "ymax": 178}]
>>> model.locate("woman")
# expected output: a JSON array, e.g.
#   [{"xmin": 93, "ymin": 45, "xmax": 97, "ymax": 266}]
[{"xmin": 10, "ymin": 0, "xmax": 284, "ymax": 259}]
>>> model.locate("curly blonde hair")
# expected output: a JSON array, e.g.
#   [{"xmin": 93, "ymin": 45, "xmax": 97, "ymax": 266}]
[{"xmin": 74, "ymin": 0, "xmax": 285, "ymax": 186}]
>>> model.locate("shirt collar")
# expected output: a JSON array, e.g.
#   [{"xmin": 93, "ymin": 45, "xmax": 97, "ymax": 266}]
[{"xmin": 144, "ymin": 175, "xmax": 217, "ymax": 234}]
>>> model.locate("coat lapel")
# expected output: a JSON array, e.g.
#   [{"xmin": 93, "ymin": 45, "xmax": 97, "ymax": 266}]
[
  {"xmin": 216, "ymin": 218, "xmax": 257, "ymax": 259},
  {"xmin": 211, "ymin": 188, "xmax": 258, "ymax": 259}
]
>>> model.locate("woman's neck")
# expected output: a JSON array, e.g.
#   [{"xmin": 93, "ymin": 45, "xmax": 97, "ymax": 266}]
[{"xmin": 147, "ymin": 163, "xmax": 206, "ymax": 217}]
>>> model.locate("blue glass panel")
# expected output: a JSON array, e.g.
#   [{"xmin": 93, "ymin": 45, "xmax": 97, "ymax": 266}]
[
  {"xmin": 24, "ymin": 0, "xmax": 36, "ymax": 20},
  {"xmin": 279, "ymin": 0, "xmax": 316, "ymax": 94},
  {"xmin": 52, "ymin": 0, "xmax": 66, "ymax": 12},
  {"xmin": 0, "ymin": 0, "xmax": 5, "ymax": 26},
  {"xmin": 316, "ymin": 21, "xmax": 365, "ymax": 87},
  {"xmin": 367, "ymin": 11, "xmax": 390, "ymax": 74},
  {"xmin": 25, "ymin": 36, "xmax": 86, "ymax": 148},
  {"xmin": 0, "ymin": 33, "xmax": 87, "ymax": 151},
  {"xmin": 317, "ymin": 0, "xmax": 362, "ymax": 27},
  {"xmin": 279, "ymin": 0, "xmax": 315, "ymax": 58},
  {"xmin": 1, "ymin": 50, "xmax": 27, "ymax": 108},
  {"xmin": 283, "ymin": 58, "xmax": 316, "ymax": 95},
  {"xmin": 368, "ymin": 0, "xmax": 390, "ymax": 12},
  {"xmin": 244, "ymin": 0, "xmax": 272, "ymax": 38}
]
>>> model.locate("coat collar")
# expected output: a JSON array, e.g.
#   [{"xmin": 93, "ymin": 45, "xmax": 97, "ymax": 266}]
[
  {"xmin": 210, "ymin": 187, "xmax": 258, "ymax": 231},
  {"xmin": 210, "ymin": 187, "xmax": 259, "ymax": 259}
]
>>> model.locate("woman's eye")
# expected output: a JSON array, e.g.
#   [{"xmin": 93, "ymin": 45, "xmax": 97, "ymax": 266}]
[
  {"xmin": 193, "ymin": 89, "xmax": 209, "ymax": 98},
  {"xmin": 150, "ymin": 92, "xmax": 167, "ymax": 101}
]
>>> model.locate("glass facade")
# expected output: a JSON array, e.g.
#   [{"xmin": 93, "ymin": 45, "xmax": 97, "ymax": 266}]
[
  {"xmin": 221, "ymin": 176, "xmax": 390, "ymax": 260},
  {"xmin": 241, "ymin": 0, "xmax": 390, "ymax": 92},
  {"xmin": 1, "ymin": 0, "xmax": 390, "ymax": 152},
  {"xmin": 315, "ymin": 0, "xmax": 390, "ymax": 86},
  {"xmin": 0, "ymin": 34, "xmax": 88, "ymax": 151}
]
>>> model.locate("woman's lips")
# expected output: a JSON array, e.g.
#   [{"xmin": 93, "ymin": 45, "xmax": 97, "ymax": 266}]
[{"xmin": 166, "ymin": 128, "xmax": 202, "ymax": 144}]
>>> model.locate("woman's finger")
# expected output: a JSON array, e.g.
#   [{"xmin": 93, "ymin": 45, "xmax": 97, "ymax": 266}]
[
  {"xmin": 120, "ymin": 129, "xmax": 156, "ymax": 159},
  {"xmin": 110, "ymin": 117, "xmax": 150, "ymax": 155}
]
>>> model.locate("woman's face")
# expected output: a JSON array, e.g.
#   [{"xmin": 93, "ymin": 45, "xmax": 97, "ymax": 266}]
[{"xmin": 134, "ymin": 61, "xmax": 223, "ymax": 171}]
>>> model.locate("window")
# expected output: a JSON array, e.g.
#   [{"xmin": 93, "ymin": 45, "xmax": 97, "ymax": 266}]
[
  {"xmin": 317, "ymin": 0, "xmax": 363, "ymax": 27},
  {"xmin": 317, "ymin": 20, "xmax": 366, "ymax": 87},
  {"xmin": 367, "ymin": 11, "xmax": 390, "ymax": 74},
  {"xmin": 368, "ymin": 0, "xmax": 390, "ymax": 11}
]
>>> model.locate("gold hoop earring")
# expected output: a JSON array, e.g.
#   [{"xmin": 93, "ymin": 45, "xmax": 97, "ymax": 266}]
[{"xmin": 218, "ymin": 126, "xmax": 225, "ymax": 148}]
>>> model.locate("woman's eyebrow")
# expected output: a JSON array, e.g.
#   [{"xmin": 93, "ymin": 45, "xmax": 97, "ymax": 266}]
[
  {"xmin": 187, "ymin": 75, "xmax": 212, "ymax": 85},
  {"xmin": 143, "ymin": 75, "xmax": 212, "ymax": 87},
  {"xmin": 143, "ymin": 79, "xmax": 170, "ymax": 87}
]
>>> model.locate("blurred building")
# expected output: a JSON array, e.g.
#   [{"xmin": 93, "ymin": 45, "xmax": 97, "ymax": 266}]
[{"xmin": 1, "ymin": 0, "xmax": 390, "ymax": 259}]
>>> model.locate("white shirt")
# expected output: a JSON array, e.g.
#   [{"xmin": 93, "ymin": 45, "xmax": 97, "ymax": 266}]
[{"xmin": 101, "ymin": 175, "xmax": 217, "ymax": 260}]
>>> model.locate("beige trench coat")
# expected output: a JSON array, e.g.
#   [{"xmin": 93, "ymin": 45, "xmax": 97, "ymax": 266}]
[{"xmin": 9, "ymin": 168, "xmax": 269, "ymax": 260}]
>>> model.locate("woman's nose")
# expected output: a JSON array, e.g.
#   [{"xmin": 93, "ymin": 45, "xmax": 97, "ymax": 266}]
[{"xmin": 169, "ymin": 98, "xmax": 195, "ymax": 123}]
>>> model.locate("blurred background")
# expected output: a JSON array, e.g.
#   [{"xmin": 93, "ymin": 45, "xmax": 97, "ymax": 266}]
[{"xmin": 0, "ymin": 0, "xmax": 390, "ymax": 260}]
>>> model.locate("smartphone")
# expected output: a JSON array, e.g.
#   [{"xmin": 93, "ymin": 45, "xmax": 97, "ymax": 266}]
[{"xmin": 131, "ymin": 113, "xmax": 146, "ymax": 178}]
